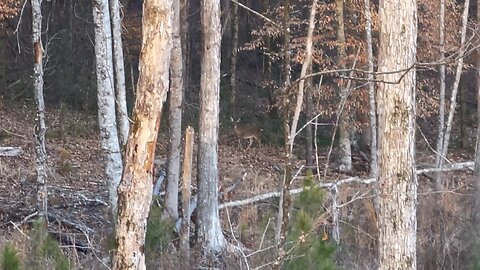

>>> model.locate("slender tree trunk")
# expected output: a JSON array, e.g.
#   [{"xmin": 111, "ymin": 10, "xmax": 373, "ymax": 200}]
[
  {"xmin": 110, "ymin": 0, "xmax": 130, "ymax": 147},
  {"xmin": 164, "ymin": 0, "xmax": 184, "ymax": 222},
  {"xmin": 273, "ymin": 1, "xmax": 292, "ymax": 269},
  {"xmin": 113, "ymin": 0, "xmax": 172, "ymax": 268},
  {"xmin": 32, "ymin": 0, "xmax": 48, "ymax": 220},
  {"xmin": 364, "ymin": 0, "xmax": 377, "ymax": 178},
  {"xmin": 181, "ymin": 0, "xmax": 190, "ymax": 87},
  {"xmin": 376, "ymin": 0, "xmax": 417, "ymax": 269},
  {"xmin": 92, "ymin": 0, "xmax": 123, "ymax": 219},
  {"xmin": 305, "ymin": 63, "xmax": 314, "ymax": 167},
  {"xmin": 196, "ymin": 0, "xmax": 226, "ymax": 253},
  {"xmin": 0, "ymin": 30, "xmax": 6, "ymax": 92},
  {"xmin": 288, "ymin": 0, "xmax": 317, "ymax": 153},
  {"xmin": 474, "ymin": 0, "xmax": 480, "ymax": 230},
  {"xmin": 230, "ymin": 1, "xmax": 238, "ymax": 118},
  {"xmin": 439, "ymin": 0, "xmax": 470, "ymax": 169},
  {"xmin": 335, "ymin": 0, "xmax": 352, "ymax": 173}
]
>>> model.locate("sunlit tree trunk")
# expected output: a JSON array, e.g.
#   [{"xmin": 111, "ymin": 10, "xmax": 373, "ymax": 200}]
[
  {"xmin": 32, "ymin": 0, "xmax": 48, "ymax": 220},
  {"xmin": 110, "ymin": 0, "xmax": 129, "ymax": 147},
  {"xmin": 335, "ymin": 0, "xmax": 352, "ymax": 172},
  {"xmin": 164, "ymin": 0, "xmax": 184, "ymax": 222},
  {"xmin": 92, "ymin": 0, "xmax": 123, "ymax": 218},
  {"xmin": 377, "ymin": 0, "xmax": 417, "ymax": 269},
  {"xmin": 113, "ymin": 0, "xmax": 172, "ymax": 268},
  {"xmin": 364, "ymin": 0, "xmax": 377, "ymax": 178},
  {"xmin": 196, "ymin": 0, "xmax": 226, "ymax": 253}
]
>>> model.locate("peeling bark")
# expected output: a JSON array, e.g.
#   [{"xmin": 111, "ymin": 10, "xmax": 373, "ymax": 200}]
[{"xmin": 113, "ymin": 0, "xmax": 172, "ymax": 268}]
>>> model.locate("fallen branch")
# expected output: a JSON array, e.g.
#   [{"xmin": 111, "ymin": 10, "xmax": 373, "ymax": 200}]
[
  {"xmin": 219, "ymin": 161, "xmax": 474, "ymax": 209},
  {"xmin": 0, "ymin": 147, "xmax": 23, "ymax": 157}
]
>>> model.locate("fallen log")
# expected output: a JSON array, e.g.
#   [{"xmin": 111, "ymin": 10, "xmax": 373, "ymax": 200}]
[{"xmin": 0, "ymin": 147, "xmax": 23, "ymax": 157}]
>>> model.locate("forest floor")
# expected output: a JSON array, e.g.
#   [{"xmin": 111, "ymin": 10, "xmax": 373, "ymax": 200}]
[{"xmin": 0, "ymin": 99, "xmax": 477, "ymax": 269}]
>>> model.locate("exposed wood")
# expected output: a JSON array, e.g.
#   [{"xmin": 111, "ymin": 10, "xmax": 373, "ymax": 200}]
[
  {"xmin": 113, "ymin": 0, "xmax": 172, "ymax": 267},
  {"xmin": 180, "ymin": 126, "xmax": 194, "ymax": 261}
]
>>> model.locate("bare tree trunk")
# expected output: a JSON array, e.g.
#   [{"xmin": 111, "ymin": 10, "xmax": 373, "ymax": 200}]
[
  {"xmin": 377, "ymin": 0, "xmax": 417, "ymax": 269},
  {"xmin": 273, "ymin": 0, "xmax": 292, "ymax": 268},
  {"xmin": 110, "ymin": 0, "xmax": 129, "ymax": 147},
  {"xmin": 164, "ymin": 0, "xmax": 184, "ymax": 222},
  {"xmin": 230, "ymin": 1, "xmax": 238, "ymax": 118},
  {"xmin": 92, "ymin": 0, "xmax": 123, "ymax": 219},
  {"xmin": 196, "ymin": 0, "xmax": 226, "ymax": 253},
  {"xmin": 335, "ymin": 0, "xmax": 352, "ymax": 173},
  {"xmin": 364, "ymin": 0, "xmax": 377, "ymax": 178},
  {"xmin": 439, "ymin": 0, "xmax": 470, "ymax": 169},
  {"xmin": 0, "ymin": 30, "xmax": 6, "ymax": 92},
  {"xmin": 32, "ymin": 0, "xmax": 48, "ymax": 220},
  {"xmin": 181, "ymin": 0, "xmax": 190, "ymax": 87},
  {"xmin": 305, "ymin": 64, "xmax": 314, "ymax": 167},
  {"xmin": 288, "ymin": 0, "xmax": 317, "ymax": 153},
  {"xmin": 180, "ymin": 126, "xmax": 194, "ymax": 262},
  {"xmin": 474, "ymin": 0, "xmax": 480, "ymax": 230},
  {"xmin": 113, "ymin": 0, "xmax": 172, "ymax": 268}
]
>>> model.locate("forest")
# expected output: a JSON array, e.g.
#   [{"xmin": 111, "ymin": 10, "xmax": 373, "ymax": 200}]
[{"xmin": 0, "ymin": 0, "xmax": 479, "ymax": 269}]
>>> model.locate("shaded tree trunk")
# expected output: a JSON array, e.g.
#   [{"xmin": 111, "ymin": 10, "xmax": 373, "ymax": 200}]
[
  {"xmin": 164, "ymin": 0, "xmax": 184, "ymax": 222},
  {"xmin": 113, "ymin": 0, "xmax": 172, "ymax": 268},
  {"xmin": 273, "ymin": 0, "xmax": 292, "ymax": 268},
  {"xmin": 474, "ymin": 0, "xmax": 480, "ymax": 229},
  {"xmin": 92, "ymin": 0, "xmax": 123, "ymax": 218},
  {"xmin": 196, "ymin": 0, "xmax": 226, "ymax": 253},
  {"xmin": 230, "ymin": 1, "xmax": 238, "ymax": 118},
  {"xmin": 377, "ymin": 0, "xmax": 417, "ymax": 269},
  {"xmin": 110, "ymin": 0, "xmax": 130, "ymax": 147},
  {"xmin": 32, "ymin": 0, "xmax": 48, "ymax": 220},
  {"xmin": 305, "ymin": 64, "xmax": 314, "ymax": 167},
  {"xmin": 335, "ymin": 0, "xmax": 352, "ymax": 173}
]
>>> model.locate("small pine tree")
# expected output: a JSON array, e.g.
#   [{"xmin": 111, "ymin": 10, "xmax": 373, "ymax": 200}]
[
  {"xmin": 285, "ymin": 170, "xmax": 336, "ymax": 270},
  {"xmin": 1, "ymin": 243, "xmax": 20, "ymax": 270}
]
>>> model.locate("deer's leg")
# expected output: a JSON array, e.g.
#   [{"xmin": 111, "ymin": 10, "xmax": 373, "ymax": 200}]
[{"xmin": 246, "ymin": 138, "xmax": 253, "ymax": 150}]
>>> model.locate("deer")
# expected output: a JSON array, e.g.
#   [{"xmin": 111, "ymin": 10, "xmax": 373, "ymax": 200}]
[{"xmin": 230, "ymin": 117, "xmax": 262, "ymax": 151}]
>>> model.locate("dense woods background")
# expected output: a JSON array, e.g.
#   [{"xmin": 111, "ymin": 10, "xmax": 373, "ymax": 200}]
[{"xmin": 0, "ymin": 0, "xmax": 479, "ymax": 269}]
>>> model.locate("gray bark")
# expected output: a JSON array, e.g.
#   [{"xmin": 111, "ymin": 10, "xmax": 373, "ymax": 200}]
[
  {"xmin": 196, "ymin": 0, "xmax": 226, "ymax": 253},
  {"xmin": 92, "ymin": 0, "xmax": 123, "ymax": 219},
  {"xmin": 364, "ymin": 0, "xmax": 377, "ymax": 178},
  {"xmin": 335, "ymin": 0, "xmax": 352, "ymax": 173},
  {"xmin": 164, "ymin": 0, "xmax": 184, "ymax": 221},
  {"xmin": 110, "ymin": 0, "xmax": 130, "ymax": 147},
  {"xmin": 474, "ymin": 0, "xmax": 480, "ymax": 229},
  {"xmin": 32, "ymin": 0, "xmax": 48, "ymax": 220},
  {"xmin": 377, "ymin": 0, "xmax": 418, "ymax": 269}
]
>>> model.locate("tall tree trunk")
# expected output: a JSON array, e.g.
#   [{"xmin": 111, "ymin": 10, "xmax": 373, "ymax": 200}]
[
  {"xmin": 164, "ymin": 0, "xmax": 184, "ymax": 222},
  {"xmin": 439, "ymin": 0, "xmax": 470, "ymax": 169},
  {"xmin": 0, "ymin": 30, "xmax": 6, "ymax": 92},
  {"xmin": 364, "ymin": 0, "xmax": 377, "ymax": 178},
  {"xmin": 181, "ymin": 0, "xmax": 190, "ymax": 88},
  {"xmin": 196, "ymin": 0, "xmax": 226, "ymax": 253},
  {"xmin": 230, "ymin": 1, "xmax": 238, "ymax": 118},
  {"xmin": 305, "ymin": 63, "xmax": 314, "ymax": 167},
  {"xmin": 288, "ymin": 0, "xmax": 317, "ymax": 153},
  {"xmin": 110, "ymin": 0, "xmax": 130, "ymax": 147},
  {"xmin": 92, "ymin": 0, "xmax": 123, "ymax": 219},
  {"xmin": 474, "ymin": 0, "xmax": 480, "ymax": 230},
  {"xmin": 335, "ymin": 0, "xmax": 352, "ymax": 173},
  {"xmin": 32, "ymin": 0, "xmax": 48, "ymax": 220},
  {"xmin": 377, "ymin": 0, "xmax": 417, "ymax": 269},
  {"xmin": 113, "ymin": 0, "xmax": 172, "ymax": 268},
  {"xmin": 433, "ymin": 0, "xmax": 447, "ymax": 266},
  {"xmin": 273, "ymin": 0, "xmax": 292, "ymax": 268}
]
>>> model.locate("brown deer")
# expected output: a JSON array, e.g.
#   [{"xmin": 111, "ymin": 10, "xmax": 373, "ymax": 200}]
[{"xmin": 231, "ymin": 118, "xmax": 262, "ymax": 150}]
